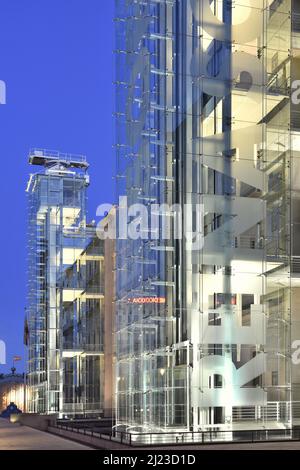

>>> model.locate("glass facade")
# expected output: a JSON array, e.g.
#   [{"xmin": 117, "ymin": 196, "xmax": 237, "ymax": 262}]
[
  {"xmin": 26, "ymin": 149, "xmax": 89, "ymax": 414},
  {"xmin": 26, "ymin": 151, "xmax": 115, "ymax": 417},
  {"xmin": 115, "ymin": 0, "xmax": 300, "ymax": 435},
  {"xmin": 60, "ymin": 236, "xmax": 105, "ymax": 417}
]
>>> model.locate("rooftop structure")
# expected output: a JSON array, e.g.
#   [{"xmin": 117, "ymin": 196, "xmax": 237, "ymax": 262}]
[{"xmin": 28, "ymin": 148, "xmax": 89, "ymax": 170}]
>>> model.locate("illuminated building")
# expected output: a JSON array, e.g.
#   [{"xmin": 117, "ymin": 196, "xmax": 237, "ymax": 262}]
[
  {"xmin": 115, "ymin": 0, "xmax": 300, "ymax": 436},
  {"xmin": 101, "ymin": 208, "xmax": 116, "ymax": 418},
  {"xmin": 60, "ymin": 216, "xmax": 116, "ymax": 418},
  {"xmin": 26, "ymin": 152, "xmax": 115, "ymax": 418},
  {"xmin": 26, "ymin": 149, "xmax": 89, "ymax": 414},
  {"xmin": 0, "ymin": 373, "xmax": 26, "ymax": 413},
  {"xmin": 60, "ymin": 236, "xmax": 105, "ymax": 417}
]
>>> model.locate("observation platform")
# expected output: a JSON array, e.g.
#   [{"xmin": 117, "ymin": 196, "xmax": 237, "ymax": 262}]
[{"xmin": 29, "ymin": 148, "xmax": 89, "ymax": 169}]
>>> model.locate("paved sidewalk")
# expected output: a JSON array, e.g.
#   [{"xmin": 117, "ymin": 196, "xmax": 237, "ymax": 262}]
[{"xmin": 0, "ymin": 418, "xmax": 92, "ymax": 450}]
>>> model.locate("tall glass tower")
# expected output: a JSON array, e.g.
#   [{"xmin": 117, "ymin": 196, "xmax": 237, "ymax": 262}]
[
  {"xmin": 26, "ymin": 149, "xmax": 89, "ymax": 414},
  {"xmin": 115, "ymin": 0, "xmax": 300, "ymax": 436}
]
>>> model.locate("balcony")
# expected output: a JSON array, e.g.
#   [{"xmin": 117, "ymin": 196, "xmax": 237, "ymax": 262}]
[{"xmin": 62, "ymin": 343, "xmax": 103, "ymax": 358}]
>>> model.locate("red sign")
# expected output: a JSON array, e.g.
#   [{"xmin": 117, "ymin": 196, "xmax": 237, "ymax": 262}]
[{"xmin": 128, "ymin": 297, "xmax": 166, "ymax": 304}]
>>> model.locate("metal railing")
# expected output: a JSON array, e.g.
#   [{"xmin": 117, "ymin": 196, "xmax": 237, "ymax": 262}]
[
  {"xmin": 53, "ymin": 422, "xmax": 300, "ymax": 447},
  {"xmin": 29, "ymin": 148, "xmax": 87, "ymax": 164},
  {"xmin": 62, "ymin": 343, "xmax": 103, "ymax": 352},
  {"xmin": 61, "ymin": 403, "xmax": 103, "ymax": 414}
]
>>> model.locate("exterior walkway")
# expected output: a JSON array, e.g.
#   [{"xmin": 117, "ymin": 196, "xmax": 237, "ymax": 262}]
[
  {"xmin": 0, "ymin": 418, "xmax": 92, "ymax": 450},
  {"xmin": 48, "ymin": 425, "xmax": 300, "ymax": 450},
  {"xmin": 161, "ymin": 440, "xmax": 300, "ymax": 450}
]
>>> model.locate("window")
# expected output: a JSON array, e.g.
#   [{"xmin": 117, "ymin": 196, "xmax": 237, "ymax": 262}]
[
  {"xmin": 272, "ymin": 371, "xmax": 278, "ymax": 386},
  {"xmin": 209, "ymin": 374, "xmax": 224, "ymax": 389}
]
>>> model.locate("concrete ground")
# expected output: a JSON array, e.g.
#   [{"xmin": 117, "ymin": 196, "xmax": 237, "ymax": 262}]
[{"xmin": 0, "ymin": 418, "xmax": 92, "ymax": 450}]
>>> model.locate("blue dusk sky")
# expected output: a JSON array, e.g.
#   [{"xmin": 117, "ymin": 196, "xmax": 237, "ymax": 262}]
[{"xmin": 0, "ymin": 0, "xmax": 115, "ymax": 374}]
